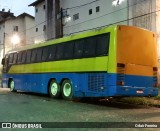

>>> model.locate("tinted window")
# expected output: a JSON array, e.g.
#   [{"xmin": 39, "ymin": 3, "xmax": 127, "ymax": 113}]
[
  {"xmin": 21, "ymin": 51, "xmax": 26, "ymax": 63},
  {"xmin": 96, "ymin": 33, "xmax": 110, "ymax": 56},
  {"xmin": 48, "ymin": 45, "xmax": 56, "ymax": 60},
  {"xmin": 31, "ymin": 49, "xmax": 37, "ymax": 62},
  {"xmin": 74, "ymin": 39, "xmax": 84, "ymax": 58},
  {"xmin": 9, "ymin": 53, "xmax": 13, "ymax": 64},
  {"xmin": 55, "ymin": 44, "xmax": 64, "ymax": 60},
  {"xmin": 17, "ymin": 52, "xmax": 22, "ymax": 63},
  {"xmin": 42, "ymin": 47, "xmax": 49, "ymax": 61},
  {"xmin": 63, "ymin": 42, "xmax": 74, "ymax": 59},
  {"xmin": 26, "ymin": 50, "xmax": 31, "ymax": 63},
  {"xmin": 13, "ymin": 53, "xmax": 17, "ymax": 64},
  {"xmin": 83, "ymin": 37, "xmax": 96, "ymax": 57},
  {"xmin": 36, "ymin": 48, "xmax": 42, "ymax": 62}
]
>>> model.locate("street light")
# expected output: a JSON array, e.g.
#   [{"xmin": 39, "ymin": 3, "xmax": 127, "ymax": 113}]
[
  {"xmin": 112, "ymin": 0, "xmax": 125, "ymax": 6},
  {"xmin": 11, "ymin": 34, "xmax": 20, "ymax": 48}
]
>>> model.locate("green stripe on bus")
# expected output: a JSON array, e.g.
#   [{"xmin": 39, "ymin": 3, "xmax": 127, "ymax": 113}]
[{"xmin": 8, "ymin": 57, "xmax": 115, "ymax": 74}]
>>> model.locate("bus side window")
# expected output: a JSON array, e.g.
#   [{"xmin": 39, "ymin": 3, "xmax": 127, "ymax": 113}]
[
  {"xmin": 63, "ymin": 42, "xmax": 74, "ymax": 59},
  {"xmin": 74, "ymin": 39, "xmax": 84, "ymax": 58},
  {"xmin": 13, "ymin": 53, "xmax": 17, "ymax": 64},
  {"xmin": 31, "ymin": 49, "xmax": 37, "ymax": 63},
  {"xmin": 26, "ymin": 50, "xmax": 31, "ymax": 63},
  {"xmin": 48, "ymin": 45, "xmax": 56, "ymax": 61},
  {"xmin": 17, "ymin": 52, "xmax": 23, "ymax": 64},
  {"xmin": 21, "ymin": 51, "xmax": 26, "ymax": 63},
  {"xmin": 9, "ymin": 53, "xmax": 14, "ymax": 64},
  {"xmin": 36, "ymin": 48, "xmax": 42, "ymax": 62},
  {"xmin": 83, "ymin": 37, "xmax": 96, "ymax": 58},
  {"xmin": 55, "ymin": 44, "xmax": 64, "ymax": 60},
  {"xmin": 42, "ymin": 47, "xmax": 49, "ymax": 61},
  {"xmin": 4, "ymin": 55, "xmax": 9, "ymax": 68},
  {"xmin": 96, "ymin": 33, "xmax": 110, "ymax": 56}
]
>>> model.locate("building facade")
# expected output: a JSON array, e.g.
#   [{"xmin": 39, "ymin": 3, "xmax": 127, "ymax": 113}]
[
  {"xmin": 29, "ymin": 0, "xmax": 46, "ymax": 44},
  {"xmin": 0, "ymin": 12, "xmax": 34, "ymax": 64}
]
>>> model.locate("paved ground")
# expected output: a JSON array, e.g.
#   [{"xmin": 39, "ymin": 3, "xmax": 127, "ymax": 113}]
[{"xmin": 0, "ymin": 88, "xmax": 160, "ymax": 131}]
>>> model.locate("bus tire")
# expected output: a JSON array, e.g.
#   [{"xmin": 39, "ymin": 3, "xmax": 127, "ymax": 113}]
[
  {"xmin": 49, "ymin": 80, "xmax": 61, "ymax": 98},
  {"xmin": 61, "ymin": 79, "xmax": 73, "ymax": 100},
  {"xmin": 9, "ymin": 79, "xmax": 16, "ymax": 92}
]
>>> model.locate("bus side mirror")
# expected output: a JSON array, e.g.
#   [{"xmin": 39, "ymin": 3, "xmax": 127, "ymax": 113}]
[{"xmin": 1, "ymin": 58, "xmax": 5, "ymax": 65}]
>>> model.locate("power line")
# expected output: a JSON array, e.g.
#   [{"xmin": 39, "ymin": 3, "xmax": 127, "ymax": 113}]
[
  {"xmin": 64, "ymin": 0, "xmax": 148, "ymax": 29},
  {"xmin": 0, "ymin": 0, "xmax": 154, "ymax": 44},
  {"xmin": 63, "ymin": 0, "xmax": 100, "ymax": 10},
  {"xmin": 20, "ymin": 0, "xmax": 149, "ymax": 34},
  {"xmin": 4, "ymin": 0, "xmax": 147, "ymax": 36},
  {"xmin": 68, "ymin": 8, "xmax": 158, "ymax": 35}
]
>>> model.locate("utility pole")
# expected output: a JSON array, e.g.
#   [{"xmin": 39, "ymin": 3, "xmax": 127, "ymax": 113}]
[
  {"xmin": 46, "ymin": 0, "xmax": 62, "ymax": 40},
  {"xmin": 3, "ymin": 32, "xmax": 5, "ymax": 57}
]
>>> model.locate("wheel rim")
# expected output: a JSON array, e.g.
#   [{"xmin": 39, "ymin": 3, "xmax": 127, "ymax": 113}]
[
  {"xmin": 63, "ymin": 83, "xmax": 72, "ymax": 97},
  {"xmin": 10, "ymin": 81, "xmax": 14, "ymax": 91},
  {"xmin": 51, "ymin": 83, "xmax": 58, "ymax": 96}
]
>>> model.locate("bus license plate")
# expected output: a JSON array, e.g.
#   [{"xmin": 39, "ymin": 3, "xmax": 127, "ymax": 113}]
[{"xmin": 136, "ymin": 90, "xmax": 144, "ymax": 94}]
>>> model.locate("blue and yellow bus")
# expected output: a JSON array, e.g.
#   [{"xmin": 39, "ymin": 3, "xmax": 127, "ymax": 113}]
[{"xmin": 1, "ymin": 25, "xmax": 159, "ymax": 100}]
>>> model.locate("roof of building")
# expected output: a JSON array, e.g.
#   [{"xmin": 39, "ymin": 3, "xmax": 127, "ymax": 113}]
[
  {"xmin": 17, "ymin": 13, "xmax": 35, "ymax": 19},
  {"xmin": 0, "ymin": 12, "xmax": 34, "ymax": 24},
  {"xmin": 28, "ymin": 0, "xmax": 45, "ymax": 6},
  {"xmin": 0, "ymin": 11, "xmax": 15, "ymax": 21}
]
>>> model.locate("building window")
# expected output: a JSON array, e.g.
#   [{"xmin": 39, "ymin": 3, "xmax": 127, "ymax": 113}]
[
  {"xmin": 13, "ymin": 26, "xmax": 18, "ymax": 32},
  {"xmin": 36, "ymin": 8, "xmax": 38, "ymax": 13},
  {"xmin": 89, "ymin": 9, "xmax": 92, "ymax": 15},
  {"xmin": 96, "ymin": 6, "xmax": 100, "ymax": 12},
  {"xmin": 36, "ymin": 28, "xmax": 38, "ymax": 32},
  {"xmin": 43, "ymin": 25, "xmax": 46, "ymax": 31},
  {"xmin": 73, "ymin": 13, "xmax": 79, "ymax": 21},
  {"xmin": 43, "ymin": 5, "xmax": 45, "ymax": 10}
]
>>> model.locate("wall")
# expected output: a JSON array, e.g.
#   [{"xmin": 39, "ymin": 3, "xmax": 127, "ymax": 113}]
[
  {"xmin": 61, "ymin": 0, "xmax": 128, "ymax": 36},
  {"xmin": 34, "ymin": 1, "xmax": 46, "ymax": 43},
  {"xmin": 24, "ymin": 16, "xmax": 35, "ymax": 45}
]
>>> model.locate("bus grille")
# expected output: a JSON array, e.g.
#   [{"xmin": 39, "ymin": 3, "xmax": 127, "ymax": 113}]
[{"xmin": 88, "ymin": 74, "xmax": 105, "ymax": 92}]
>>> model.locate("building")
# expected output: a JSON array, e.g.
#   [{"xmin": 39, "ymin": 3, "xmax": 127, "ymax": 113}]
[
  {"xmin": 0, "ymin": 12, "xmax": 34, "ymax": 63},
  {"xmin": 61, "ymin": 0, "xmax": 128, "ymax": 36},
  {"xmin": 29, "ymin": 0, "xmax": 46, "ymax": 43},
  {"xmin": 29, "ymin": 0, "xmax": 62, "ymax": 43},
  {"xmin": 0, "ymin": 9, "xmax": 14, "ymax": 21}
]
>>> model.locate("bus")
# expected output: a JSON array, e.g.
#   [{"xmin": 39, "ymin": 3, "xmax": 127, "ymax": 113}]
[{"xmin": 1, "ymin": 25, "xmax": 159, "ymax": 100}]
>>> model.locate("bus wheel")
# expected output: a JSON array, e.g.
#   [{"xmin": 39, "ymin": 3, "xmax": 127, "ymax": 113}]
[
  {"xmin": 49, "ymin": 80, "xmax": 61, "ymax": 98},
  {"xmin": 9, "ymin": 79, "xmax": 16, "ymax": 92},
  {"xmin": 61, "ymin": 79, "xmax": 73, "ymax": 100}
]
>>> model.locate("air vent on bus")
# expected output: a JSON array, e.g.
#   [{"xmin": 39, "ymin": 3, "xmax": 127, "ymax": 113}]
[{"xmin": 88, "ymin": 74, "xmax": 105, "ymax": 92}]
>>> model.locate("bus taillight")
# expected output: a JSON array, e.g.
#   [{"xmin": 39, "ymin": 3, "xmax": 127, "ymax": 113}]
[
  {"xmin": 117, "ymin": 63, "xmax": 125, "ymax": 86},
  {"xmin": 153, "ymin": 67, "xmax": 158, "ymax": 87}
]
